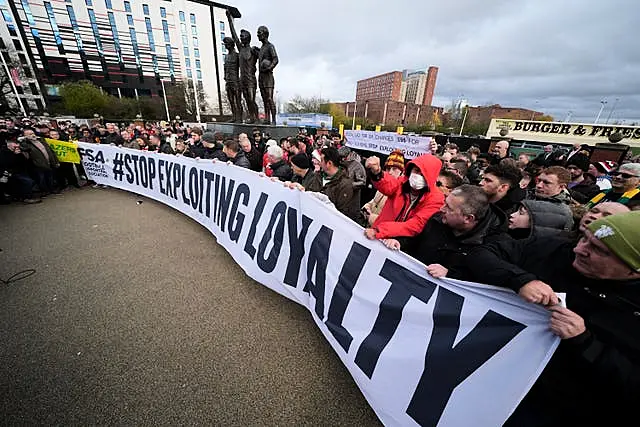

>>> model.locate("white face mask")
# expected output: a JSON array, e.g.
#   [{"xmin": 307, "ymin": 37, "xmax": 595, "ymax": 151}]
[{"xmin": 409, "ymin": 172, "xmax": 426, "ymax": 190}]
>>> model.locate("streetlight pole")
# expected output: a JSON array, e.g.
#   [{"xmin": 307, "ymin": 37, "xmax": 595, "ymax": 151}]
[
  {"xmin": 594, "ymin": 100, "xmax": 607, "ymax": 124},
  {"xmin": 459, "ymin": 106, "xmax": 468, "ymax": 135},
  {"xmin": 192, "ymin": 80, "xmax": 201, "ymax": 124},
  {"xmin": 160, "ymin": 79, "xmax": 170, "ymax": 122},
  {"xmin": 605, "ymin": 97, "xmax": 619, "ymax": 124},
  {"xmin": 530, "ymin": 100, "xmax": 539, "ymax": 120}
]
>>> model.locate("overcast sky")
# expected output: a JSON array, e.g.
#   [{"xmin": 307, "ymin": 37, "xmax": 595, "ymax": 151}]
[{"xmin": 231, "ymin": 0, "xmax": 640, "ymax": 123}]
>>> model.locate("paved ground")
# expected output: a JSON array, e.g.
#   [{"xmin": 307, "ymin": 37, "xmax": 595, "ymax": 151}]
[{"xmin": 0, "ymin": 187, "xmax": 380, "ymax": 426}]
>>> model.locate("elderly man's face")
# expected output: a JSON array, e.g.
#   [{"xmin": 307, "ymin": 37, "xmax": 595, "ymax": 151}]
[
  {"xmin": 579, "ymin": 202, "xmax": 630, "ymax": 233},
  {"xmin": 573, "ymin": 230, "xmax": 639, "ymax": 280},
  {"xmin": 611, "ymin": 166, "xmax": 640, "ymax": 192}
]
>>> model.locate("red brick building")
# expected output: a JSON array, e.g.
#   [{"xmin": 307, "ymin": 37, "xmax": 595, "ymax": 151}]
[
  {"xmin": 466, "ymin": 104, "xmax": 544, "ymax": 124},
  {"xmin": 356, "ymin": 71, "xmax": 403, "ymax": 102},
  {"xmin": 333, "ymin": 101, "xmax": 443, "ymax": 127},
  {"xmin": 422, "ymin": 66, "xmax": 438, "ymax": 106}
]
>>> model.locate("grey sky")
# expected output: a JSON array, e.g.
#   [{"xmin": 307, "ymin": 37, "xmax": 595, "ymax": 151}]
[{"xmin": 231, "ymin": 0, "xmax": 640, "ymax": 123}]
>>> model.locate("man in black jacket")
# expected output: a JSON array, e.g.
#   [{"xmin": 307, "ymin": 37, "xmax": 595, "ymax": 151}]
[
  {"xmin": 383, "ymin": 184, "xmax": 508, "ymax": 279},
  {"xmin": 239, "ymin": 133, "xmax": 262, "ymax": 171},
  {"xmin": 465, "ymin": 212, "xmax": 640, "ymax": 426},
  {"xmin": 478, "ymin": 161, "xmax": 524, "ymax": 214},
  {"xmin": 189, "ymin": 132, "xmax": 227, "ymax": 161},
  {"xmin": 103, "ymin": 123, "xmax": 124, "ymax": 146},
  {"xmin": 223, "ymin": 139, "xmax": 251, "ymax": 169}
]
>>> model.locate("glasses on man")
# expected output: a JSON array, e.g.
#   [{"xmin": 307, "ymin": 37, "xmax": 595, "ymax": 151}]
[{"xmin": 610, "ymin": 171, "xmax": 640, "ymax": 179}]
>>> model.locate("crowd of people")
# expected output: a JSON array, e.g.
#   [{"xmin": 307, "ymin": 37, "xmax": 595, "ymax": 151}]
[{"xmin": 2, "ymin": 116, "xmax": 640, "ymax": 424}]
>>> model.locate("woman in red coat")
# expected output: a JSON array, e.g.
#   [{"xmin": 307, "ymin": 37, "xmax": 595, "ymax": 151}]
[{"xmin": 364, "ymin": 153, "xmax": 444, "ymax": 239}]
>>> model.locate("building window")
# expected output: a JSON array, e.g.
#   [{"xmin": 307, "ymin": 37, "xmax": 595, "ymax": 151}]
[
  {"xmin": 85, "ymin": 0, "xmax": 92, "ymax": 5},
  {"xmin": 192, "ymin": 37, "xmax": 198, "ymax": 47},
  {"xmin": 190, "ymin": 13, "xmax": 196, "ymax": 24},
  {"xmin": 181, "ymin": 35, "xmax": 188, "ymax": 45},
  {"xmin": 66, "ymin": 5, "xmax": 84, "ymax": 52},
  {"xmin": 20, "ymin": 1, "xmax": 41, "ymax": 40},
  {"xmin": 180, "ymin": 23, "xmax": 187, "ymax": 33},
  {"xmin": 162, "ymin": 20, "xmax": 170, "ymax": 43},
  {"xmin": 220, "ymin": 32, "xmax": 225, "ymax": 40},
  {"xmin": 13, "ymin": 39, "xmax": 22, "ymax": 51},
  {"xmin": 219, "ymin": 21, "xmax": 225, "ymax": 31},
  {"xmin": 179, "ymin": 11, "xmax": 185, "ymax": 21},
  {"xmin": 1, "ymin": 51, "xmax": 10, "ymax": 64},
  {"xmin": 19, "ymin": 54, "xmax": 28, "ymax": 65},
  {"xmin": 108, "ymin": 12, "xmax": 122, "ymax": 61},
  {"xmin": 88, "ymin": 9, "xmax": 104, "ymax": 55},
  {"xmin": 165, "ymin": 44, "xmax": 174, "ymax": 76},
  {"xmin": 191, "ymin": 25, "xmax": 197, "ymax": 35},
  {"xmin": 35, "ymin": 99, "xmax": 44, "ymax": 111},
  {"xmin": 145, "ymin": 17, "xmax": 155, "ymax": 51},
  {"xmin": 127, "ymin": 14, "xmax": 133, "ymax": 26},
  {"xmin": 151, "ymin": 53, "xmax": 158, "ymax": 74},
  {"xmin": 196, "ymin": 70, "xmax": 201, "ymax": 80},
  {"xmin": 160, "ymin": 7, "xmax": 166, "ymax": 18},
  {"xmin": 105, "ymin": 0, "xmax": 112, "ymax": 9},
  {"xmin": 183, "ymin": 47, "xmax": 189, "ymax": 56},
  {"xmin": 124, "ymin": 1, "xmax": 131, "ymax": 13},
  {"xmin": 129, "ymin": 28, "xmax": 141, "ymax": 67},
  {"xmin": 142, "ymin": 4, "xmax": 149, "ymax": 15},
  {"xmin": 223, "ymin": 54, "xmax": 226, "ymax": 62},
  {"xmin": 186, "ymin": 68, "xmax": 192, "ymax": 78},
  {"xmin": 185, "ymin": 58, "xmax": 191, "ymax": 67},
  {"xmin": 194, "ymin": 48, "xmax": 199, "ymax": 58},
  {"xmin": 195, "ymin": 59, "xmax": 200, "ymax": 69},
  {"xmin": 23, "ymin": 66, "xmax": 32, "ymax": 78},
  {"xmin": 29, "ymin": 82, "xmax": 39, "ymax": 95}
]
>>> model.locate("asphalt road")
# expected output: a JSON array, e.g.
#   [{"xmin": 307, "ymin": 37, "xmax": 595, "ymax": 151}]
[{"xmin": 0, "ymin": 187, "xmax": 380, "ymax": 426}]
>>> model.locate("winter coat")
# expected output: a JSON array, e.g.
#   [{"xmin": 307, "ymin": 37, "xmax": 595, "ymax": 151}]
[
  {"xmin": 532, "ymin": 150, "xmax": 564, "ymax": 167},
  {"xmin": 243, "ymin": 146, "xmax": 262, "ymax": 172},
  {"xmin": 370, "ymin": 154, "xmax": 444, "ymax": 239},
  {"xmin": 494, "ymin": 186, "xmax": 526, "ymax": 215},
  {"xmin": 102, "ymin": 132, "xmax": 124, "ymax": 146},
  {"xmin": 292, "ymin": 169, "xmax": 322, "ymax": 192},
  {"xmin": 158, "ymin": 141, "xmax": 175, "ymax": 155},
  {"xmin": 568, "ymin": 173, "xmax": 601, "ymax": 204},
  {"xmin": 321, "ymin": 168, "xmax": 358, "ymax": 220},
  {"xmin": 404, "ymin": 205, "xmax": 509, "ymax": 279},
  {"xmin": 190, "ymin": 145, "xmax": 227, "ymax": 161},
  {"xmin": 21, "ymin": 138, "xmax": 59, "ymax": 170},
  {"xmin": 533, "ymin": 188, "xmax": 574, "ymax": 205},
  {"xmin": 510, "ymin": 200, "xmax": 574, "ymax": 240},
  {"xmin": 269, "ymin": 159, "xmax": 293, "ymax": 182},
  {"xmin": 230, "ymin": 151, "xmax": 251, "ymax": 169},
  {"xmin": 466, "ymin": 237, "xmax": 640, "ymax": 426}
]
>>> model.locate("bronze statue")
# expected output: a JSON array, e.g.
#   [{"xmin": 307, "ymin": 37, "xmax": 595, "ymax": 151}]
[
  {"xmin": 227, "ymin": 10, "xmax": 259, "ymax": 123},
  {"xmin": 257, "ymin": 26, "xmax": 279, "ymax": 125},
  {"xmin": 222, "ymin": 37, "xmax": 242, "ymax": 122}
]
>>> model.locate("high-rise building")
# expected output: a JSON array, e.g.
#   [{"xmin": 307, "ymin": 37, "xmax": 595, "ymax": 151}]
[
  {"xmin": 356, "ymin": 66, "xmax": 439, "ymax": 107},
  {"xmin": 0, "ymin": 0, "xmax": 239, "ymax": 116},
  {"xmin": 422, "ymin": 66, "xmax": 438, "ymax": 107},
  {"xmin": 355, "ymin": 71, "xmax": 403, "ymax": 103},
  {"xmin": 403, "ymin": 70, "xmax": 427, "ymax": 105}
]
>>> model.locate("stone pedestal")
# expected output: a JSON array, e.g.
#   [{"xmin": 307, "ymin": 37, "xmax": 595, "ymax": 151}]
[{"xmin": 204, "ymin": 122, "xmax": 299, "ymax": 140}]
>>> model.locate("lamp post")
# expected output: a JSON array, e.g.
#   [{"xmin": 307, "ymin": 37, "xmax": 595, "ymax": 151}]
[
  {"xmin": 530, "ymin": 100, "xmax": 539, "ymax": 120},
  {"xmin": 594, "ymin": 99, "xmax": 607, "ymax": 123},
  {"xmin": 160, "ymin": 79, "xmax": 170, "ymax": 122},
  {"xmin": 564, "ymin": 111, "xmax": 572, "ymax": 122},
  {"xmin": 459, "ymin": 106, "xmax": 468, "ymax": 136},
  {"xmin": 605, "ymin": 97, "xmax": 620, "ymax": 124}
]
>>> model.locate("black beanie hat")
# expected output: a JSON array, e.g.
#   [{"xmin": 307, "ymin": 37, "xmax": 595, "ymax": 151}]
[
  {"xmin": 291, "ymin": 153, "xmax": 310, "ymax": 169},
  {"xmin": 566, "ymin": 153, "xmax": 590, "ymax": 172}
]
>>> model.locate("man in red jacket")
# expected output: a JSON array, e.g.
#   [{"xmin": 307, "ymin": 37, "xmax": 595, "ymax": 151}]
[{"xmin": 364, "ymin": 153, "xmax": 444, "ymax": 239}]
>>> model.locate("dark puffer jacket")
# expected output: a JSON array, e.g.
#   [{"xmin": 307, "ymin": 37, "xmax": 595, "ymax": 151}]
[{"xmin": 511, "ymin": 200, "xmax": 573, "ymax": 240}]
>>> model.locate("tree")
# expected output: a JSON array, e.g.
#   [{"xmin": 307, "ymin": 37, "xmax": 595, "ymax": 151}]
[
  {"xmin": 533, "ymin": 114, "xmax": 554, "ymax": 122},
  {"xmin": 59, "ymin": 81, "xmax": 110, "ymax": 117},
  {"xmin": 286, "ymin": 95, "xmax": 329, "ymax": 114}
]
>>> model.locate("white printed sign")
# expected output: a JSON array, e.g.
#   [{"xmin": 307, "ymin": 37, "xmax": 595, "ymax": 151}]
[
  {"xmin": 344, "ymin": 130, "xmax": 433, "ymax": 158},
  {"xmin": 78, "ymin": 143, "xmax": 559, "ymax": 426}
]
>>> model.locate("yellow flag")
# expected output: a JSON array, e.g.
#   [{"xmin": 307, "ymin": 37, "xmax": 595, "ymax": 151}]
[
  {"xmin": 355, "ymin": 125, "xmax": 361, "ymax": 131},
  {"xmin": 45, "ymin": 138, "xmax": 81, "ymax": 164},
  {"xmin": 375, "ymin": 125, "xmax": 381, "ymax": 132},
  {"xmin": 397, "ymin": 126, "xmax": 404, "ymax": 135},
  {"xmin": 339, "ymin": 124, "xmax": 344, "ymax": 138}
]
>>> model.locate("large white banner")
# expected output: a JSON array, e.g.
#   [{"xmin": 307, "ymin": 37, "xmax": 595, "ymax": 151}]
[
  {"xmin": 344, "ymin": 130, "xmax": 433, "ymax": 158},
  {"xmin": 78, "ymin": 143, "xmax": 559, "ymax": 427}
]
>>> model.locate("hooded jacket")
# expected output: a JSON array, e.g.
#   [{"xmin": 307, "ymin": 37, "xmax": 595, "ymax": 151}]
[
  {"xmin": 230, "ymin": 151, "xmax": 251, "ymax": 169},
  {"xmin": 371, "ymin": 154, "xmax": 444, "ymax": 239},
  {"xmin": 510, "ymin": 200, "xmax": 574, "ymax": 240}
]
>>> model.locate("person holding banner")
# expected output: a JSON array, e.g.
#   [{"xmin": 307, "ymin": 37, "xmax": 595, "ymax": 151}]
[
  {"xmin": 466, "ymin": 212, "xmax": 640, "ymax": 426},
  {"xmin": 363, "ymin": 153, "xmax": 444, "ymax": 239}
]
